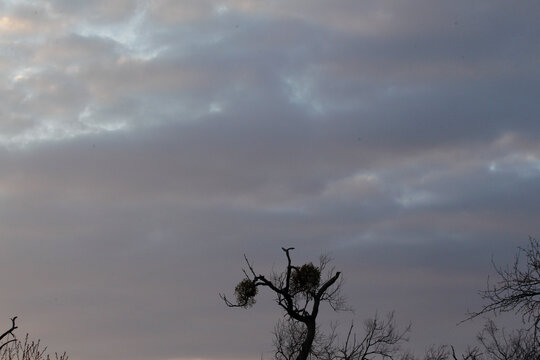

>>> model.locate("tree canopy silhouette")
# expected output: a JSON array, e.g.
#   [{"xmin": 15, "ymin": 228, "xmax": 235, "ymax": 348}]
[
  {"xmin": 221, "ymin": 240, "xmax": 540, "ymax": 360},
  {"xmin": 221, "ymin": 248, "xmax": 345, "ymax": 360}
]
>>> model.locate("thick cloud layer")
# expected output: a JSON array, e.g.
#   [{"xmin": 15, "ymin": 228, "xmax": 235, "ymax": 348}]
[{"xmin": 0, "ymin": 1, "xmax": 539, "ymax": 359}]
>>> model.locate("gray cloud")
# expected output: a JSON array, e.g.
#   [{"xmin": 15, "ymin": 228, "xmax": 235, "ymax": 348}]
[{"xmin": 0, "ymin": 1, "xmax": 539, "ymax": 360}]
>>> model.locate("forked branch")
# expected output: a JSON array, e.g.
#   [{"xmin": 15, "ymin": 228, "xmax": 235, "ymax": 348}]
[{"xmin": 0, "ymin": 316, "xmax": 18, "ymax": 352}]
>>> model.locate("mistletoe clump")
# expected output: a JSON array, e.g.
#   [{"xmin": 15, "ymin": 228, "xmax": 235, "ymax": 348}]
[
  {"xmin": 291, "ymin": 263, "xmax": 321, "ymax": 294},
  {"xmin": 235, "ymin": 278, "xmax": 258, "ymax": 307}
]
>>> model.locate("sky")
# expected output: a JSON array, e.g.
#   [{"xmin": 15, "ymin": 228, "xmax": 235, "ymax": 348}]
[{"xmin": 0, "ymin": 1, "xmax": 539, "ymax": 359}]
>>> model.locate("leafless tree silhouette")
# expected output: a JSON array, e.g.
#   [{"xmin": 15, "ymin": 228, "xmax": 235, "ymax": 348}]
[
  {"xmin": 410, "ymin": 345, "xmax": 482, "ymax": 360},
  {"xmin": 222, "ymin": 240, "xmax": 540, "ymax": 360},
  {"xmin": 221, "ymin": 248, "xmax": 345, "ymax": 360},
  {"xmin": 475, "ymin": 319, "xmax": 539, "ymax": 360},
  {"xmin": 317, "ymin": 312, "xmax": 410, "ymax": 360},
  {"xmin": 0, "ymin": 333, "xmax": 68, "ymax": 360},
  {"xmin": 466, "ymin": 237, "xmax": 540, "ymax": 346}
]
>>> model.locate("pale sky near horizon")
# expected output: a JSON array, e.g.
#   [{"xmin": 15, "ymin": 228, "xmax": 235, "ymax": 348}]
[{"xmin": 1, "ymin": 1, "xmax": 539, "ymax": 359}]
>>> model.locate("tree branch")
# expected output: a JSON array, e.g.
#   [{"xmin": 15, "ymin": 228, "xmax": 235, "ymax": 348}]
[{"xmin": 0, "ymin": 316, "xmax": 18, "ymax": 352}]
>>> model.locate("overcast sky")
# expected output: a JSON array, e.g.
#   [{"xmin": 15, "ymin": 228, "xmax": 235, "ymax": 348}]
[{"xmin": 1, "ymin": 1, "xmax": 539, "ymax": 359}]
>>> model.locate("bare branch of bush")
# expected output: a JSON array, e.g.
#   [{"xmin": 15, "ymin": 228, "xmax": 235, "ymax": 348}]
[{"xmin": 0, "ymin": 334, "xmax": 68, "ymax": 360}]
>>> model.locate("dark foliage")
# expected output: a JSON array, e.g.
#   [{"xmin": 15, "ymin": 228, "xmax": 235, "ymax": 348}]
[
  {"xmin": 291, "ymin": 263, "xmax": 321, "ymax": 296},
  {"xmin": 234, "ymin": 278, "xmax": 258, "ymax": 308}
]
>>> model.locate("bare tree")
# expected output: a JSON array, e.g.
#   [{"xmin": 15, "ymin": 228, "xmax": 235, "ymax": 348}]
[
  {"xmin": 327, "ymin": 312, "xmax": 410, "ymax": 360},
  {"xmin": 475, "ymin": 319, "xmax": 539, "ymax": 360},
  {"xmin": 466, "ymin": 237, "xmax": 540, "ymax": 345},
  {"xmin": 413, "ymin": 322, "xmax": 538, "ymax": 360},
  {"xmin": 272, "ymin": 312, "xmax": 410, "ymax": 360},
  {"xmin": 0, "ymin": 333, "xmax": 68, "ymax": 360},
  {"xmin": 421, "ymin": 345, "xmax": 451, "ymax": 360},
  {"xmin": 416, "ymin": 345, "xmax": 482, "ymax": 360},
  {"xmin": 272, "ymin": 318, "xmax": 334, "ymax": 360},
  {"xmin": 221, "ymin": 248, "xmax": 345, "ymax": 360},
  {"xmin": 272, "ymin": 318, "xmax": 309, "ymax": 360},
  {"xmin": 0, "ymin": 318, "xmax": 17, "ymax": 353}
]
